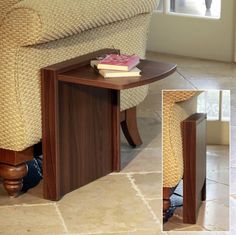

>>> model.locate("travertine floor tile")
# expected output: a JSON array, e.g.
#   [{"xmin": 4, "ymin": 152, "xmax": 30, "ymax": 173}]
[
  {"xmin": 121, "ymin": 117, "xmax": 162, "ymax": 151},
  {"xmin": 168, "ymin": 232, "xmax": 229, "ymax": 235},
  {"xmin": 206, "ymin": 181, "xmax": 229, "ymax": 201},
  {"xmin": 206, "ymin": 146, "xmax": 229, "ymax": 187},
  {"xmin": 138, "ymin": 93, "xmax": 162, "ymax": 121},
  {"xmin": 137, "ymin": 118, "xmax": 162, "ymax": 149},
  {"xmin": 231, "ymin": 127, "xmax": 236, "ymax": 167},
  {"xmin": 148, "ymin": 72, "xmax": 195, "ymax": 92},
  {"xmin": 129, "ymin": 230, "xmax": 164, "ymax": 235},
  {"xmin": 121, "ymin": 148, "xmax": 162, "ymax": 173},
  {"xmin": 197, "ymin": 201, "xmax": 229, "ymax": 231},
  {"xmin": 207, "ymin": 169, "xmax": 229, "ymax": 185},
  {"xmin": 148, "ymin": 199, "xmax": 162, "ymax": 220},
  {"xmin": 131, "ymin": 173, "xmax": 161, "ymax": 199},
  {"xmin": 0, "ymin": 204, "xmax": 65, "ymax": 234},
  {"xmin": 57, "ymin": 175, "xmax": 159, "ymax": 234},
  {"xmin": 207, "ymin": 156, "xmax": 229, "ymax": 173},
  {"xmin": 99, "ymin": 230, "xmax": 165, "ymax": 235},
  {"xmin": 231, "ymin": 167, "xmax": 236, "ymax": 195},
  {"xmin": 163, "ymin": 216, "xmax": 193, "ymax": 231},
  {"xmin": 0, "ymin": 181, "xmax": 49, "ymax": 206},
  {"xmin": 177, "ymin": 67, "xmax": 236, "ymax": 90},
  {"xmin": 174, "ymin": 225, "xmax": 205, "ymax": 231},
  {"xmin": 231, "ymin": 197, "xmax": 236, "ymax": 234}
]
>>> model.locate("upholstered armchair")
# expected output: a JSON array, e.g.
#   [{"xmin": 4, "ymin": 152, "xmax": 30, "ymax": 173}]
[
  {"xmin": 163, "ymin": 91, "xmax": 202, "ymax": 219},
  {"xmin": 0, "ymin": 0, "xmax": 158, "ymax": 197}
]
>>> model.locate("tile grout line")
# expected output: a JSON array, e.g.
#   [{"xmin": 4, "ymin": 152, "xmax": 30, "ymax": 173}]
[
  {"xmin": 126, "ymin": 173, "xmax": 160, "ymax": 225},
  {"xmin": 174, "ymin": 224, "xmax": 209, "ymax": 231},
  {"xmin": 53, "ymin": 203, "xmax": 69, "ymax": 233},
  {"xmin": 121, "ymin": 147, "xmax": 161, "ymax": 151},
  {"xmin": 76, "ymin": 228, "xmax": 158, "ymax": 235},
  {"xmin": 176, "ymin": 69, "xmax": 198, "ymax": 89},
  {"xmin": 206, "ymin": 177, "xmax": 229, "ymax": 186},
  {"xmin": 110, "ymin": 171, "xmax": 162, "ymax": 175},
  {"xmin": 204, "ymin": 199, "xmax": 229, "ymax": 207},
  {"xmin": 0, "ymin": 202, "xmax": 54, "ymax": 209},
  {"xmin": 146, "ymin": 197, "xmax": 162, "ymax": 200}
]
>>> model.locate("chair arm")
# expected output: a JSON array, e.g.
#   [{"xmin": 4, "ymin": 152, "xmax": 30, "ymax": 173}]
[
  {"xmin": 163, "ymin": 91, "xmax": 201, "ymax": 188},
  {"xmin": 0, "ymin": 0, "xmax": 20, "ymax": 23},
  {"xmin": 163, "ymin": 91, "xmax": 201, "ymax": 104},
  {"xmin": 0, "ymin": 0, "xmax": 158, "ymax": 46}
]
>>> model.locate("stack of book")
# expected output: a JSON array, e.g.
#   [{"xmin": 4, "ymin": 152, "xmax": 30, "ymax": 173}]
[{"xmin": 90, "ymin": 54, "xmax": 141, "ymax": 78}]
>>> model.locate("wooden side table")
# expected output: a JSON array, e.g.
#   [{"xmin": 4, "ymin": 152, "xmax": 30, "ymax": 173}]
[
  {"xmin": 182, "ymin": 113, "xmax": 207, "ymax": 224},
  {"xmin": 41, "ymin": 48, "xmax": 176, "ymax": 200}
]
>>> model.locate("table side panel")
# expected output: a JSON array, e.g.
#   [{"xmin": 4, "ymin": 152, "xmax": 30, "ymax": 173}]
[
  {"xmin": 111, "ymin": 90, "xmax": 120, "ymax": 171},
  {"xmin": 182, "ymin": 113, "xmax": 207, "ymax": 224},
  {"xmin": 41, "ymin": 69, "xmax": 61, "ymax": 200},
  {"xmin": 196, "ymin": 118, "xmax": 207, "ymax": 210},
  {"xmin": 58, "ymin": 82, "xmax": 114, "ymax": 196},
  {"xmin": 41, "ymin": 50, "xmax": 177, "ymax": 200}
]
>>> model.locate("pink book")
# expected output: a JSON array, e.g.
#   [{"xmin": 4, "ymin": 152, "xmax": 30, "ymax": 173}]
[{"xmin": 97, "ymin": 54, "xmax": 140, "ymax": 71}]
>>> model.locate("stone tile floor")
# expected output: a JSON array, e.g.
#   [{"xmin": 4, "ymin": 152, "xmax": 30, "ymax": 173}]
[
  {"xmin": 0, "ymin": 52, "xmax": 235, "ymax": 234},
  {"xmin": 163, "ymin": 146, "xmax": 229, "ymax": 232}
]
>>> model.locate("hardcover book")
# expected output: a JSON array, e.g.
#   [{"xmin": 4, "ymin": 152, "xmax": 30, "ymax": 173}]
[
  {"xmin": 90, "ymin": 60, "xmax": 141, "ymax": 78},
  {"xmin": 97, "ymin": 54, "xmax": 140, "ymax": 71}
]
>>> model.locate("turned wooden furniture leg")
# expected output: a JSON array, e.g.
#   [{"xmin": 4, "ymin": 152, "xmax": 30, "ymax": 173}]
[
  {"xmin": 0, "ymin": 163, "xmax": 27, "ymax": 197},
  {"xmin": 0, "ymin": 147, "xmax": 33, "ymax": 197},
  {"xmin": 120, "ymin": 107, "xmax": 142, "ymax": 147},
  {"xmin": 182, "ymin": 113, "xmax": 207, "ymax": 224}
]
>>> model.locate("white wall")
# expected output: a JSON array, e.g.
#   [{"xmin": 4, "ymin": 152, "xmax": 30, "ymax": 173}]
[
  {"xmin": 207, "ymin": 121, "xmax": 229, "ymax": 145},
  {"xmin": 234, "ymin": 1, "xmax": 236, "ymax": 62},
  {"xmin": 147, "ymin": 0, "xmax": 235, "ymax": 62}
]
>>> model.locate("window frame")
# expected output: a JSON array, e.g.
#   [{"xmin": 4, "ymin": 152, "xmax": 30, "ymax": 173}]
[
  {"xmin": 197, "ymin": 90, "xmax": 230, "ymax": 122},
  {"xmin": 156, "ymin": 0, "xmax": 221, "ymax": 20}
]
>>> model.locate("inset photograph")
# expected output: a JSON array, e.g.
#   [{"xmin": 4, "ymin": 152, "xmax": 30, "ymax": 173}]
[{"xmin": 162, "ymin": 90, "xmax": 230, "ymax": 231}]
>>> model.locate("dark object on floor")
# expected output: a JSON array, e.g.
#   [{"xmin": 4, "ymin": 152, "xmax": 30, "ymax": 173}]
[
  {"xmin": 163, "ymin": 182, "xmax": 183, "ymax": 223},
  {"xmin": 21, "ymin": 156, "xmax": 43, "ymax": 193}
]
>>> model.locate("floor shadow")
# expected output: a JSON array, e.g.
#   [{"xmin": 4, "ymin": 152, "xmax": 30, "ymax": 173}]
[{"xmin": 120, "ymin": 116, "xmax": 161, "ymax": 169}]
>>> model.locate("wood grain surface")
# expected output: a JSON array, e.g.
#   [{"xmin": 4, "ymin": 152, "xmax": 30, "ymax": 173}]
[
  {"xmin": 41, "ymin": 49, "xmax": 177, "ymax": 200},
  {"xmin": 182, "ymin": 113, "xmax": 207, "ymax": 224}
]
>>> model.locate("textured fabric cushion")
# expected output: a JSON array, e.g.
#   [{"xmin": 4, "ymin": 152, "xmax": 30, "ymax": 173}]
[
  {"xmin": 163, "ymin": 91, "xmax": 200, "ymax": 188},
  {"xmin": 0, "ymin": 0, "xmax": 21, "ymax": 23},
  {"xmin": 1, "ymin": 0, "xmax": 158, "ymax": 46},
  {"xmin": 0, "ymin": 13, "xmax": 151, "ymax": 151}
]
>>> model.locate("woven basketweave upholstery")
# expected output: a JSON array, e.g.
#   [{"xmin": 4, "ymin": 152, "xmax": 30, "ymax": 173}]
[
  {"xmin": 1, "ymin": 0, "xmax": 158, "ymax": 46},
  {"xmin": 0, "ymin": 0, "xmax": 158, "ymax": 151},
  {"xmin": 163, "ymin": 91, "xmax": 200, "ymax": 188},
  {"xmin": 0, "ymin": 0, "xmax": 21, "ymax": 22}
]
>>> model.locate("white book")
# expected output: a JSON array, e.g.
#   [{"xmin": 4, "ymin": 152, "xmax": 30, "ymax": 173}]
[{"xmin": 90, "ymin": 60, "xmax": 141, "ymax": 78}]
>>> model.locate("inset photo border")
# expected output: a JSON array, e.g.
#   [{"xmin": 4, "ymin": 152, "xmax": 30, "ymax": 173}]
[{"xmin": 162, "ymin": 90, "xmax": 230, "ymax": 232}]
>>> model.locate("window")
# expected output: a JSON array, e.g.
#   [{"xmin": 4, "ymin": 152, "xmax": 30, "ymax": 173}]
[
  {"xmin": 197, "ymin": 90, "xmax": 230, "ymax": 121},
  {"xmin": 157, "ymin": 0, "xmax": 164, "ymax": 11},
  {"xmin": 157, "ymin": 0, "xmax": 221, "ymax": 19},
  {"xmin": 221, "ymin": 90, "xmax": 230, "ymax": 121}
]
